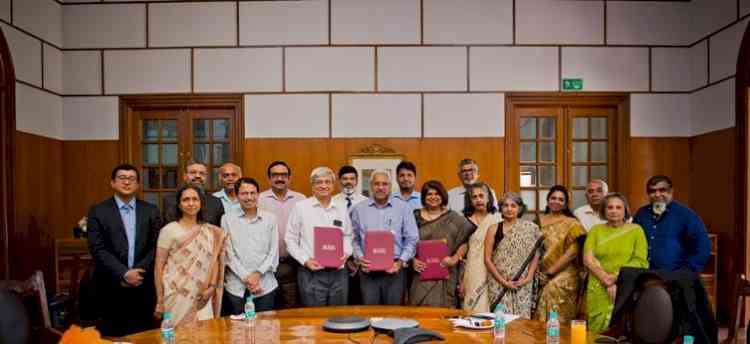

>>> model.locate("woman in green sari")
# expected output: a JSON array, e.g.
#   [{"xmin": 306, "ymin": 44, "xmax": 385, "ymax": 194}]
[{"xmin": 583, "ymin": 193, "xmax": 648, "ymax": 332}]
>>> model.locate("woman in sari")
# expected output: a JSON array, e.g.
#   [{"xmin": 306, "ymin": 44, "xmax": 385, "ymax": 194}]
[
  {"xmin": 584, "ymin": 193, "xmax": 648, "ymax": 332},
  {"xmin": 484, "ymin": 192, "xmax": 541, "ymax": 319},
  {"xmin": 460, "ymin": 182, "xmax": 501, "ymax": 312},
  {"xmin": 534, "ymin": 185, "xmax": 586, "ymax": 322},
  {"xmin": 410, "ymin": 180, "xmax": 475, "ymax": 308},
  {"xmin": 154, "ymin": 185, "xmax": 228, "ymax": 326}
]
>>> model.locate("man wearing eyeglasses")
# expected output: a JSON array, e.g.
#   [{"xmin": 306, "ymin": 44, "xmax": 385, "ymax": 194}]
[
  {"xmin": 258, "ymin": 161, "xmax": 306, "ymax": 308},
  {"xmin": 162, "ymin": 161, "xmax": 225, "ymax": 226},
  {"xmin": 633, "ymin": 175, "xmax": 711, "ymax": 272},
  {"xmin": 447, "ymin": 159, "xmax": 497, "ymax": 213},
  {"xmin": 86, "ymin": 164, "xmax": 162, "ymax": 336}
]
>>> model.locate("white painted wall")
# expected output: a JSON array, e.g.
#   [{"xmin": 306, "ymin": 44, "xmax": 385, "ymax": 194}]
[{"xmin": 0, "ymin": 0, "xmax": 744, "ymax": 140}]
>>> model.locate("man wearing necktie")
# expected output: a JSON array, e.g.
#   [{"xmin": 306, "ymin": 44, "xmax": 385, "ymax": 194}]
[
  {"xmin": 87, "ymin": 164, "xmax": 162, "ymax": 336},
  {"xmin": 332, "ymin": 165, "xmax": 367, "ymax": 211}
]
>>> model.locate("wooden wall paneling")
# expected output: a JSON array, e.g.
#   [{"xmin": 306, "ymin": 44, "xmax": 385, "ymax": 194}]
[
  {"xmin": 0, "ymin": 25, "xmax": 15, "ymax": 280},
  {"xmin": 61, "ymin": 140, "xmax": 121, "ymax": 238},
  {"xmin": 627, "ymin": 137, "xmax": 691, "ymax": 209},
  {"xmin": 14, "ymin": 131, "xmax": 63, "ymax": 289},
  {"xmin": 242, "ymin": 138, "xmax": 505, "ymax": 198},
  {"xmin": 690, "ymin": 127, "xmax": 736, "ymax": 322}
]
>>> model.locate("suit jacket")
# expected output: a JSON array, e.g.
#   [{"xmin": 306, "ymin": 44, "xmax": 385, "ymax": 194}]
[
  {"xmin": 86, "ymin": 197, "xmax": 162, "ymax": 288},
  {"xmin": 162, "ymin": 189, "xmax": 225, "ymax": 227}
]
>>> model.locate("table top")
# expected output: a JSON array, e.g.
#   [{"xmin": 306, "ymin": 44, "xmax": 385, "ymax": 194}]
[{"xmin": 125, "ymin": 306, "xmax": 588, "ymax": 343}]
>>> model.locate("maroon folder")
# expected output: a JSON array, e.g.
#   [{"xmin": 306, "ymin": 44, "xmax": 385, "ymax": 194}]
[
  {"xmin": 417, "ymin": 239, "xmax": 449, "ymax": 281},
  {"xmin": 314, "ymin": 226, "xmax": 344, "ymax": 268},
  {"xmin": 364, "ymin": 230, "xmax": 394, "ymax": 271}
]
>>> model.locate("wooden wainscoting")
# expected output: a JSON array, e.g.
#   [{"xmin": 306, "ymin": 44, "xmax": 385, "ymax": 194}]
[
  {"xmin": 242, "ymin": 137, "xmax": 505, "ymax": 196},
  {"xmin": 628, "ymin": 137, "xmax": 692, "ymax": 208}
]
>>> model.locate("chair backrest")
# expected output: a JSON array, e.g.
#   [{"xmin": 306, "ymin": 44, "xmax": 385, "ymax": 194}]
[
  {"xmin": 631, "ymin": 285, "xmax": 674, "ymax": 344},
  {"xmin": 725, "ymin": 274, "xmax": 750, "ymax": 343},
  {"xmin": 0, "ymin": 270, "xmax": 61, "ymax": 343}
]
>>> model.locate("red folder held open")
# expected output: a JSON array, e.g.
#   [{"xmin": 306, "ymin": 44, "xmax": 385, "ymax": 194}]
[
  {"xmin": 417, "ymin": 239, "xmax": 449, "ymax": 281},
  {"xmin": 364, "ymin": 230, "xmax": 394, "ymax": 271},
  {"xmin": 314, "ymin": 226, "xmax": 343, "ymax": 268}
]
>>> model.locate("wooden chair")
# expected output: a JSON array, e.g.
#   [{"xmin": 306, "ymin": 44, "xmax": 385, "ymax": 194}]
[
  {"xmin": 0, "ymin": 270, "xmax": 63, "ymax": 343},
  {"xmin": 724, "ymin": 273, "xmax": 750, "ymax": 343}
]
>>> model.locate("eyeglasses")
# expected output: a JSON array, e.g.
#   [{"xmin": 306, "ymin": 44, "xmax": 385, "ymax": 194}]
[
  {"xmin": 115, "ymin": 176, "xmax": 137, "ymax": 183},
  {"xmin": 270, "ymin": 173, "xmax": 290, "ymax": 178},
  {"xmin": 647, "ymin": 187, "xmax": 671, "ymax": 194},
  {"xmin": 460, "ymin": 168, "xmax": 477, "ymax": 174},
  {"xmin": 313, "ymin": 179, "xmax": 334, "ymax": 186}
]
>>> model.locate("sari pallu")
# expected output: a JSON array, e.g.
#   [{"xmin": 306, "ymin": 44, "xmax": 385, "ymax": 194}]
[
  {"xmin": 487, "ymin": 219, "xmax": 541, "ymax": 319},
  {"xmin": 462, "ymin": 213, "xmax": 501, "ymax": 313},
  {"xmin": 533, "ymin": 216, "xmax": 586, "ymax": 322},
  {"xmin": 162, "ymin": 223, "xmax": 227, "ymax": 326}
]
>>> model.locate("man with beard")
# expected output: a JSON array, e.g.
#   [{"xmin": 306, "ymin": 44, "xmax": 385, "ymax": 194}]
[
  {"xmin": 332, "ymin": 165, "xmax": 367, "ymax": 210},
  {"xmin": 447, "ymin": 159, "xmax": 497, "ymax": 213},
  {"xmin": 285, "ymin": 167, "xmax": 352, "ymax": 306},
  {"xmin": 258, "ymin": 161, "xmax": 306, "ymax": 308},
  {"xmin": 351, "ymin": 170, "xmax": 418, "ymax": 305},
  {"xmin": 573, "ymin": 179, "xmax": 609, "ymax": 231},
  {"xmin": 86, "ymin": 164, "xmax": 162, "ymax": 336},
  {"xmin": 213, "ymin": 162, "xmax": 242, "ymax": 215},
  {"xmin": 391, "ymin": 161, "xmax": 421, "ymax": 209},
  {"xmin": 633, "ymin": 175, "xmax": 711, "ymax": 272},
  {"xmin": 163, "ymin": 161, "xmax": 224, "ymax": 226}
]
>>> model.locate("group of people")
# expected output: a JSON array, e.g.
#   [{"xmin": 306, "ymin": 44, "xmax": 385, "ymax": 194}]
[{"xmin": 86, "ymin": 158, "xmax": 712, "ymax": 337}]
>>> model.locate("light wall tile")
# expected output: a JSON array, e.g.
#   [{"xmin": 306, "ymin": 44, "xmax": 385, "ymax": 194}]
[
  {"xmin": 562, "ymin": 47, "xmax": 649, "ymax": 92},
  {"xmin": 286, "ymin": 47, "xmax": 373, "ymax": 92},
  {"xmin": 104, "ymin": 49, "xmax": 190, "ymax": 94},
  {"xmin": 710, "ymin": 19, "xmax": 748, "ymax": 83},
  {"xmin": 245, "ymin": 94, "xmax": 329, "ymax": 138},
  {"xmin": 64, "ymin": 4, "xmax": 146, "ymax": 48},
  {"xmin": 691, "ymin": 0, "xmax": 737, "ymax": 42},
  {"xmin": 14, "ymin": 0, "xmax": 62, "ymax": 47},
  {"xmin": 516, "ymin": 0, "xmax": 603, "ymax": 44},
  {"xmin": 240, "ymin": 0, "xmax": 327, "ymax": 45},
  {"xmin": 631, "ymin": 94, "xmax": 692, "ymax": 137},
  {"xmin": 149, "ymin": 2, "xmax": 236, "ymax": 47},
  {"xmin": 652, "ymin": 48, "xmax": 691, "ymax": 92},
  {"xmin": 378, "ymin": 47, "xmax": 465, "ymax": 91},
  {"xmin": 331, "ymin": 0, "xmax": 419, "ymax": 44},
  {"xmin": 470, "ymin": 47, "xmax": 558, "ymax": 91},
  {"xmin": 194, "ymin": 48, "xmax": 282, "ymax": 93},
  {"xmin": 332, "ymin": 94, "xmax": 420, "ymax": 137},
  {"xmin": 43, "ymin": 44, "xmax": 63, "ymax": 94},
  {"xmin": 16, "ymin": 82, "xmax": 62, "ymax": 139},
  {"xmin": 64, "ymin": 51, "xmax": 101, "ymax": 95},
  {"xmin": 607, "ymin": 2, "xmax": 691, "ymax": 45},
  {"xmin": 423, "ymin": 0, "xmax": 512, "ymax": 44},
  {"xmin": 424, "ymin": 94, "xmax": 504, "ymax": 137},
  {"xmin": 692, "ymin": 78, "xmax": 735, "ymax": 135},
  {"xmin": 0, "ymin": 0, "xmax": 9, "ymax": 22},
  {"xmin": 62, "ymin": 96, "xmax": 119, "ymax": 140},
  {"xmin": 1, "ymin": 23, "xmax": 42, "ymax": 86},
  {"xmin": 691, "ymin": 41, "xmax": 708, "ymax": 90}
]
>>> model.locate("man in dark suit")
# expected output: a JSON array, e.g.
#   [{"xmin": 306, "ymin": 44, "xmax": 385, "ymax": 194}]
[
  {"xmin": 87, "ymin": 164, "xmax": 162, "ymax": 337},
  {"xmin": 162, "ymin": 161, "xmax": 225, "ymax": 226}
]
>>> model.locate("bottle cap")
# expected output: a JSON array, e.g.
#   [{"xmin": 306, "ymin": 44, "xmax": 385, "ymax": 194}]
[
  {"xmin": 683, "ymin": 335, "xmax": 694, "ymax": 344},
  {"xmin": 549, "ymin": 311, "xmax": 558, "ymax": 320},
  {"xmin": 163, "ymin": 312, "xmax": 172, "ymax": 320}
]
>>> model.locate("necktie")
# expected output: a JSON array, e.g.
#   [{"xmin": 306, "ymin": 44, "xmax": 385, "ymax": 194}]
[{"xmin": 346, "ymin": 196, "xmax": 352, "ymax": 209}]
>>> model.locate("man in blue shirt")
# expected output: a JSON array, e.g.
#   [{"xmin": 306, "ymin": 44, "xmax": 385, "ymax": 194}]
[
  {"xmin": 351, "ymin": 170, "xmax": 419, "ymax": 305},
  {"xmin": 391, "ymin": 160, "xmax": 422, "ymax": 209},
  {"xmin": 633, "ymin": 175, "xmax": 711, "ymax": 272}
]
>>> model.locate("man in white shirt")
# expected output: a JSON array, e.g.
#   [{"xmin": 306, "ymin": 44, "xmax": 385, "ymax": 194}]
[
  {"xmin": 331, "ymin": 165, "xmax": 367, "ymax": 210},
  {"xmin": 213, "ymin": 162, "xmax": 242, "ymax": 214},
  {"xmin": 573, "ymin": 179, "xmax": 609, "ymax": 231},
  {"xmin": 447, "ymin": 159, "xmax": 497, "ymax": 213},
  {"xmin": 285, "ymin": 167, "xmax": 353, "ymax": 306},
  {"xmin": 222, "ymin": 177, "xmax": 278, "ymax": 315}
]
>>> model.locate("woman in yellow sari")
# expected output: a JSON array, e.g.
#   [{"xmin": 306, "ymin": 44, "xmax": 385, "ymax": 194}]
[
  {"xmin": 534, "ymin": 185, "xmax": 586, "ymax": 322},
  {"xmin": 584, "ymin": 193, "xmax": 648, "ymax": 332},
  {"xmin": 155, "ymin": 185, "xmax": 228, "ymax": 326}
]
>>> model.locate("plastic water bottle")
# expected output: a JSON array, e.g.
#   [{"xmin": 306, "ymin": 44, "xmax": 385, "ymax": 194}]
[
  {"xmin": 493, "ymin": 304, "xmax": 506, "ymax": 343},
  {"xmin": 245, "ymin": 295, "xmax": 256, "ymax": 342},
  {"xmin": 160, "ymin": 312, "xmax": 175, "ymax": 344},
  {"xmin": 546, "ymin": 310, "xmax": 560, "ymax": 344},
  {"xmin": 683, "ymin": 335, "xmax": 694, "ymax": 344}
]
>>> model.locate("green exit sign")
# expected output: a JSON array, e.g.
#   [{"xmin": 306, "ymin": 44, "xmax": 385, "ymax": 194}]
[{"xmin": 562, "ymin": 78, "xmax": 583, "ymax": 91}]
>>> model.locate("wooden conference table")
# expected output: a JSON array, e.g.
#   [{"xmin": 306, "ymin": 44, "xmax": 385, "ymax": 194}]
[{"xmin": 125, "ymin": 306, "xmax": 591, "ymax": 343}]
